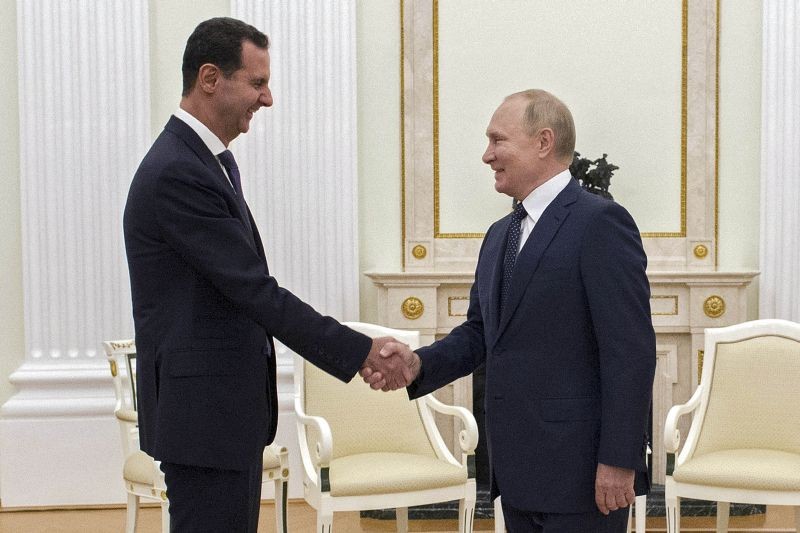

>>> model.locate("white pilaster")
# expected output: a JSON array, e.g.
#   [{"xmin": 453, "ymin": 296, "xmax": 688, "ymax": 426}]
[
  {"xmin": 0, "ymin": 0, "xmax": 150, "ymax": 506},
  {"xmin": 232, "ymin": 0, "xmax": 359, "ymax": 499},
  {"xmin": 760, "ymin": 1, "xmax": 800, "ymax": 321}
]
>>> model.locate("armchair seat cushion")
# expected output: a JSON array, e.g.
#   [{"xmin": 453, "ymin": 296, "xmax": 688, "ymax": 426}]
[
  {"xmin": 329, "ymin": 452, "xmax": 467, "ymax": 496},
  {"xmin": 674, "ymin": 449, "xmax": 800, "ymax": 490},
  {"xmin": 123, "ymin": 450, "xmax": 158, "ymax": 485}
]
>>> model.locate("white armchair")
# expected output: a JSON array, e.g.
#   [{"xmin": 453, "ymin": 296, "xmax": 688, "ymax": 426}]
[
  {"xmin": 104, "ymin": 339, "xmax": 290, "ymax": 533},
  {"xmin": 104, "ymin": 339, "xmax": 169, "ymax": 533},
  {"xmin": 294, "ymin": 322, "xmax": 478, "ymax": 532},
  {"xmin": 663, "ymin": 319, "xmax": 800, "ymax": 532}
]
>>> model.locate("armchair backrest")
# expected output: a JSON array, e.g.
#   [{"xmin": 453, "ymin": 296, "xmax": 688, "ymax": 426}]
[
  {"xmin": 300, "ymin": 323, "xmax": 436, "ymax": 459},
  {"xmin": 103, "ymin": 339, "xmax": 139, "ymax": 456},
  {"xmin": 103, "ymin": 339, "xmax": 138, "ymax": 412},
  {"xmin": 692, "ymin": 320, "xmax": 800, "ymax": 457}
]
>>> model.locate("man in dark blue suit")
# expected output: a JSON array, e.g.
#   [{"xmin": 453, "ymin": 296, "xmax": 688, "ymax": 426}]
[
  {"xmin": 365, "ymin": 89, "xmax": 655, "ymax": 532},
  {"xmin": 124, "ymin": 18, "xmax": 412, "ymax": 532}
]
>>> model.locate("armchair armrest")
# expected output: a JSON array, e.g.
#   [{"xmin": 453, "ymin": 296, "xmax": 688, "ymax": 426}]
[
  {"xmin": 294, "ymin": 398, "xmax": 333, "ymax": 466},
  {"xmin": 115, "ymin": 409, "xmax": 138, "ymax": 423},
  {"xmin": 424, "ymin": 394, "xmax": 479, "ymax": 454},
  {"xmin": 663, "ymin": 385, "xmax": 703, "ymax": 453}
]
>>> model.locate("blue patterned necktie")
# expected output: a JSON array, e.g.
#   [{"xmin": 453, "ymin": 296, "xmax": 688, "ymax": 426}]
[{"xmin": 500, "ymin": 201, "xmax": 528, "ymax": 312}]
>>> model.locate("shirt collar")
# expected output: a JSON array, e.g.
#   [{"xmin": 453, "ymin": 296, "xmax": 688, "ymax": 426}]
[
  {"xmin": 173, "ymin": 107, "xmax": 227, "ymax": 157},
  {"xmin": 520, "ymin": 169, "xmax": 572, "ymax": 223}
]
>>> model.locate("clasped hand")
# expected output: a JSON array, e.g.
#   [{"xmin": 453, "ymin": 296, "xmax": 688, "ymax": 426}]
[{"xmin": 359, "ymin": 337, "xmax": 421, "ymax": 391}]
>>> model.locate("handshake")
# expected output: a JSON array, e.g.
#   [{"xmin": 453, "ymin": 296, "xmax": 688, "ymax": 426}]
[{"xmin": 359, "ymin": 337, "xmax": 421, "ymax": 391}]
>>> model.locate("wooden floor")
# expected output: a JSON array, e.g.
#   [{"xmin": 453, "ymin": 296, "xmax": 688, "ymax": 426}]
[{"xmin": 0, "ymin": 501, "xmax": 795, "ymax": 532}]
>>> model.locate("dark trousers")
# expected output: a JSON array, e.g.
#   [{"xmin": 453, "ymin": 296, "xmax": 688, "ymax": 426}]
[
  {"xmin": 161, "ymin": 459, "xmax": 263, "ymax": 533},
  {"xmin": 501, "ymin": 499, "xmax": 629, "ymax": 533}
]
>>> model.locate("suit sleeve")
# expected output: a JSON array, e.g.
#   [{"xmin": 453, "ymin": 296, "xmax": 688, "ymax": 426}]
[
  {"xmin": 581, "ymin": 201, "xmax": 656, "ymax": 470},
  {"xmin": 406, "ymin": 227, "xmax": 496, "ymax": 399},
  {"xmin": 151, "ymin": 160, "xmax": 371, "ymax": 382}
]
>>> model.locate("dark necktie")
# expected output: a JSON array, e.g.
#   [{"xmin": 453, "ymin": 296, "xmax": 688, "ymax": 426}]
[
  {"xmin": 217, "ymin": 150, "xmax": 252, "ymax": 234},
  {"xmin": 218, "ymin": 150, "xmax": 243, "ymax": 197},
  {"xmin": 500, "ymin": 201, "xmax": 528, "ymax": 312}
]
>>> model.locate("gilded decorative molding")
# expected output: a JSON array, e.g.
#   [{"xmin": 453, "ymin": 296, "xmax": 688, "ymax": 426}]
[
  {"xmin": 400, "ymin": 0, "xmax": 407, "ymax": 268},
  {"xmin": 693, "ymin": 244, "xmax": 709, "ymax": 259},
  {"xmin": 714, "ymin": 0, "xmax": 720, "ymax": 267},
  {"xmin": 412, "ymin": 245, "xmax": 427, "ymax": 259},
  {"xmin": 448, "ymin": 296, "xmax": 469, "ymax": 317},
  {"xmin": 401, "ymin": 296, "xmax": 425, "ymax": 320},
  {"xmin": 109, "ymin": 340, "xmax": 135, "ymax": 350},
  {"xmin": 109, "ymin": 360, "xmax": 117, "ymax": 377},
  {"xmin": 697, "ymin": 349, "xmax": 704, "ymax": 384},
  {"xmin": 703, "ymin": 295, "xmax": 726, "ymax": 318},
  {"xmin": 651, "ymin": 295, "xmax": 679, "ymax": 316}
]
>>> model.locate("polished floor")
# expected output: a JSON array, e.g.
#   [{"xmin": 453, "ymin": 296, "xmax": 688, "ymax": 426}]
[{"xmin": 0, "ymin": 501, "xmax": 795, "ymax": 532}]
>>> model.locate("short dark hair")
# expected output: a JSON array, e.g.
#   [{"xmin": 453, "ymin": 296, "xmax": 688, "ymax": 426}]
[{"xmin": 181, "ymin": 17, "xmax": 269, "ymax": 96}]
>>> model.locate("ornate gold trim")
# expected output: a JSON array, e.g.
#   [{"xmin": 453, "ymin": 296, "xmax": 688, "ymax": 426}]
[
  {"xmin": 401, "ymin": 296, "xmax": 425, "ymax": 320},
  {"xmin": 697, "ymin": 349, "xmax": 704, "ymax": 384},
  {"xmin": 109, "ymin": 340, "xmax": 134, "ymax": 350},
  {"xmin": 650, "ymin": 295, "xmax": 679, "ymax": 316},
  {"xmin": 400, "ymin": 0, "xmax": 407, "ymax": 268},
  {"xmin": 109, "ymin": 360, "xmax": 118, "ymax": 377},
  {"xmin": 448, "ymin": 296, "xmax": 470, "ymax": 317},
  {"xmin": 693, "ymin": 244, "xmax": 709, "ymax": 259},
  {"xmin": 715, "ymin": 0, "xmax": 720, "ymax": 267},
  {"xmin": 431, "ymin": 0, "xmax": 691, "ymax": 239},
  {"xmin": 412, "ymin": 244, "xmax": 427, "ymax": 259},
  {"xmin": 703, "ymin": 295, "xmax": 726, "ymax": 318}
]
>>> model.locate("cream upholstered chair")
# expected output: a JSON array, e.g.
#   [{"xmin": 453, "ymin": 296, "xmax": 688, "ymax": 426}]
[
  {"xmin": 104, "ymin": 339, "xmax": 169, "ymax": 533},
  {"xmin": 663, "ymin": 319, "xmax": 800, "ymax": 533},
  {"xmin": 104, "ymin": 339, "xmax": 290, "ymax": 533},
  {"xmin": 294, "ymin": 322, "xmax": 478, "ymax": 532}
]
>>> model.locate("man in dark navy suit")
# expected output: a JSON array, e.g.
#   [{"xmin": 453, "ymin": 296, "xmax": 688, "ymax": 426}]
[
  {"xmin": 365, "ymin": 90, "xmax": 656, "ymax": 532},
  {"xmin": 124, "ymin": 18, "xmax": 412, "ymax": 532}
]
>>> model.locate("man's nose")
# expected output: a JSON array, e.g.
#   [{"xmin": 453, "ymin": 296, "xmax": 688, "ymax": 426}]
[
  {"xmin": 482, "ymin": 145, "xmax": 493, "ymax": 164},
  {"xmin": 261, "ymin": 88, "xmax": 273, "ymax": 108}
]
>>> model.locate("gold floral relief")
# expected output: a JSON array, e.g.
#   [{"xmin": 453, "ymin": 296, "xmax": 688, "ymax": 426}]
[
  {"xmin": 703, "ymin": 296, "xmax": 726, "ymax": 318},
  {"xmin": 693, "ymin": 244, "xmax": 709, "ymax": 259},
  {"xmin": 401, "ymin": 297, "xmax": 425, "ymax": 320}
]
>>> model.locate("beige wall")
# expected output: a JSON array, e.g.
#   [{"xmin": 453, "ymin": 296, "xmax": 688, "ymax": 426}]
[{"xmin": 0, "ymin": 1, "xmax": 762, "ymax": 405}]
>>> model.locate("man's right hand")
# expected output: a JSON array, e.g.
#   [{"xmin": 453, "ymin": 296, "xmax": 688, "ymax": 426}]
[{"xmin": 360, "ymin": 338, "xmax": 420, "ymax": 391}]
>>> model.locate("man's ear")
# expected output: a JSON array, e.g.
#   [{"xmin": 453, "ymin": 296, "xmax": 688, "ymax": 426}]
[
  {"xmin": 196, "ymin": 63, "xmax": 220, "ymax": 94},
  {"xmin": 537, "ymin": 128, "xmax": 555, "ymax": 158}
]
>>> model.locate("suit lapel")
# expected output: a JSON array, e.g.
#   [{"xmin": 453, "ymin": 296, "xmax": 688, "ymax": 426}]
[
  {"xmin": 495, "ymin": 179, "xmax": 579, "ymax": 341},
  {"xmin": 165, "ymin": 116, "xmax": 257, "ymax": 247}
]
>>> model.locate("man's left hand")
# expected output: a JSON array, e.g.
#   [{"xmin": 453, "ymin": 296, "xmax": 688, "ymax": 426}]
[{"xmin": 594, "ymin": 463, "xmax": 635, "ymax": 515}]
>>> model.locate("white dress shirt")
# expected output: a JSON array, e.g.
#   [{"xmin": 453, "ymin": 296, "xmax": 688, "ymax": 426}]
[
  {"xmin": 173, "ymin": 108, "xmax": 235, "ymax": 190},
  {"xmin": 517, "ymin": 169, "xmax": 572, "ymax": 253}
]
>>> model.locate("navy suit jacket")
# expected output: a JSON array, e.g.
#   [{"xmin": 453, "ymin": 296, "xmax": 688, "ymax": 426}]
[
  {"xmin": 409, "ymin": 178, "xmax": 656, "ymax": 513},
  {"xmin": 123, "ymin": 116, "xmax": 371, "ymax": 470}
]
